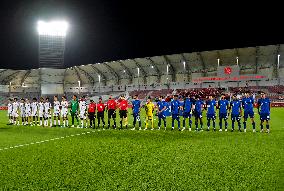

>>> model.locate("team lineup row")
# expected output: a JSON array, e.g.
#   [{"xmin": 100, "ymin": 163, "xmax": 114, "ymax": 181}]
[{"xmin": 7, "ymin": 92, "xmax": 271, "ymax": 133}]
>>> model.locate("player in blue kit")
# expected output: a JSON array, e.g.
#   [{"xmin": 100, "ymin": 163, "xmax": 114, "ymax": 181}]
[
  {"xmin": 230, "ymin": 95, "xmax": 242, "ymax": 132},
  {"xmin": 182, "ymin": 94, "xmax": 193, "ymax": 131},
  {"xmin": 171, "ymin": 95, "xmax": 181, "ymax": 131},
  {"xmin": 205, "ymin": 95, "xmax": 217, "ymax": 131},
  {"xmin": 257, "ymin": 92, "xmax": 271, "ymax": 133},
  {"xmin": 217, "ymin": 94, "xmax": 229, "ymax": 132},
  {"xmin": 242, "ymin": 92, "xmax": 256, "ymax": 132},
  {"xmin": 193, "ymin": 96, "xmax": 204, "ymax": 131},
  {"xmin": 131, "ymin": 95, "xmax": 141, "ymax": 130},
  {"xmin": 157, "ymin": 95, "xmax": 167, "ymax": 130}
]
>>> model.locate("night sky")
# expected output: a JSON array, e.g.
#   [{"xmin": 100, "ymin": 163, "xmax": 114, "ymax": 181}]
[{"xmin": 0, "ymin": 0, "xmax": 283, "ymax": 70}]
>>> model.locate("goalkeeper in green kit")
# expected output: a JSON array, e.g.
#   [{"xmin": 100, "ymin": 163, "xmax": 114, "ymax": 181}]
[{"xmin": 70, "ymin": 95, "xmax": 80, "ymax": 128}]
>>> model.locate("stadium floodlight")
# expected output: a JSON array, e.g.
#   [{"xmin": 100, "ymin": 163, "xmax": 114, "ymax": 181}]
[
  {"xmin": 278, "ymin": 54, "xmax": 280, "ymax": 69},
  {"xmin": 183, "ymin": 61, "xmax": 186, "ymax": 70},
  {"xmin": 217, "ymin": 58, "xmax": 220, "ymax": 67},
  {"xmin": 236, "ymin": 57, "xmax": 239, "ymax": 65},
  {"xmin": 37, "ymin": 20, "xmax": 68, "ymax": 36},
  {"xmin": 151, "ymin": 65, "xmax": 154, "ymax": 68},
  {"xmin": 123, "ymin": 70, "xmax": 126, "ymax": 73}
]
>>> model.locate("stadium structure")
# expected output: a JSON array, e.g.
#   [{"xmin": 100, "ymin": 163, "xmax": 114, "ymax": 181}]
[{"xmin": 0, "ymin": 44, "xmax": 284, "ymax": 106}]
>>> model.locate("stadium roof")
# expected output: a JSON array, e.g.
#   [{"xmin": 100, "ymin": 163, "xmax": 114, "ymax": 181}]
[{"xmin": 1, "ymin": 44, "xmax": 283, "ymax": 85}]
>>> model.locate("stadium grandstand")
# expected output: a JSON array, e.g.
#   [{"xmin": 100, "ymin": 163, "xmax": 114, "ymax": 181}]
[{"xmin": 0, "ymin": 44, "xmax": 284, "ymax": 107}]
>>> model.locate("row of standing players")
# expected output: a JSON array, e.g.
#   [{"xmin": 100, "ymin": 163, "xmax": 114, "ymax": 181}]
[{"xmin": 7, "ymin": 92, "xmax": 271, "ymax": 133}]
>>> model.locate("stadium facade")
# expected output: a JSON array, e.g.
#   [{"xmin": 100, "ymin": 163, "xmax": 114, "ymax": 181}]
[{"xmin": 0, "ymin": 44, "xmax": 283, "ymax": 98}]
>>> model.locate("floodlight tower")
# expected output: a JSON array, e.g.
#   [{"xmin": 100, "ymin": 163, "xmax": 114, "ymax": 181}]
[{"xmin": 37, "ymin": 21, "xmax": 68, "ymax": 69}]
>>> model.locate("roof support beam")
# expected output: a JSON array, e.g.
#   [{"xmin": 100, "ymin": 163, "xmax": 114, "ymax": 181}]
[
  {"xmin": 117, "ymin": 61, "xmax": 133, "ymax": 83},
  {"xmin": 181, "ymin": 53, "xmax": 191, "ymax": 81},
  {"xmin": 77, "ymin": 66, "xmax": 95, "ymax": 84},
  {"xmin": 197, "ymin": 52, "xmax": 206, "ymax": 76},
  {"xmin": 104, "ymin": 63, "xmax": 120, "ymax": 84},
  {"xmin": 147, "ymin": 57, "xmax": 161, "ymax": 83},
  {"xmin": 255, "ymin": 46, "xmax": 259, "ymax": 74},
  {"xmin": 274, "ymin": 44, "xmax": 281, "ymax": 78},
  {"xmin": 74, "ymin": 67, "xmax": 83, "ymax": 85},
  {"xmin": 1, "ymin": 71, "xmax": 22, "ymax": 84},
  {"xmin": 90, "ymin": 65, "xmax": 107, "ymax": 85},
  {"xmin": 20, "ymin": 70, "xmax": 32, "ymax": 85},
  {"xmin": 133, "ymin": 59, "xmax": 147, "ymax": 84},
  {"xmin": 163, "ymin": 55, "xmax": 176, "ymax": 82}
]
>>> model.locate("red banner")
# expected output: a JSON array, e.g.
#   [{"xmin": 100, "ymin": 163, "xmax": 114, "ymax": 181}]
[
  {"xmin": 193, "ymin": 75, "xmax": 266, "ymax": 82},
  {"xmin": 0, "ymin": 106, "xmax": 8, "ymax": 110}
]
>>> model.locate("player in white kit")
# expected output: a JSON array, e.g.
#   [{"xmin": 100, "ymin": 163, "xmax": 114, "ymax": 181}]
[
  {"xmin": 31, "ymin": 98, "xmax": 38, "ymax": 126},
  {"xmin": 25, "ymin": 98, "xmax": 32, "ymax": 126},
  {"xmin": 38, "ymin": 97, "xmax": 45, "ymax": 126},
  {"xmin": 61, "ymin": 96, "xmax": 69, "ymax": 127},
  {"xmin": 7, "ymin": 98, "xmax": 13, "ymax": 125},
  {"xmin": 79, "ymin": 96, "xmax": 87, "ymax": 128},
  {"xmin": 12, "ymin": 98, "xmax": 20, "ymax": 125},
  {"xmin": 44, "ymin": 97, "xmax": 52, "ymax": 127},
  {"xmin": 19, "ymin": 98, "xmax": 26, "ymax": 125},
  {"xmin": 53, "ymin": 96, "xmax": 61, "ymax": 127}
]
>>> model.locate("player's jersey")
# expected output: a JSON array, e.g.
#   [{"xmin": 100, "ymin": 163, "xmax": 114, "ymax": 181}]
[
  {"xmin": 12, "ymin": 102, "xmax": 19, "ymax": 113},
  {"xmin": 218, "ymin": 99, "xmax": 229, "ymax": 114},
  {"xmin": 79, "ymin": 100, "xmax": 87, "ymax": 112},
  {"xmin": 25, "ymin": 103, "xmax": 31, "ymax": 113},
  {"xmin": 258, "ymin": 98, "xmax": 270, "ymax": 114},
  {"xmin": 171, "ymin": 100, "xmax": 180, "ymax": 115},
  {"xmin": 31, "ymin": 102, "xmax": 38, "ymax": 115},
  {"xmin": 206, "ymin": 100, "xmax": 216, "ymax": 115},
  {"xmin": 119, "ymin": 100, "xmax": 128, "ymax": 111},
  {"xmin": 132, "ymin": 100, "xmax": 141, "ymax": 114},
  {"xmin": 38, "ymin": 102, "xmax": 45, "ymax": 113},
  {"xmin": 194, "ymin": 99, "xmax": 204, "ymax": 113},
  {"xmin": 183, "ymin": 98, "xmax": 193, "ymax": 113},
  {"xmin": 242, "ymin": 97, "xmax": 254, "ymax": 112},
  {"xmin": 8, "ymin": 103, "xmax": 12, "ymax": 114},
  {"xmin": 157, "ymin": 100, "xmax": 167, "ymax": 114},
  {"xmin": 61, "ymin": 101, "xmax": 68, "ymax": 111},
  {"xmin": 107, "ymin": 99, "xmax": 117, "ymax": 110},
  {"xmin": 145, "ymin": 102, "xmax": 155, "ymax": 116},
  {"xmin": 53, "ymin": 101, "xmax": 61, "ymax": 114},
  {"xmin": 44, "ymin": 102, "xmax": 51, "ymax": 113},
  {"xmin": 97, "ymin": 102, "xmax": 105, "ymax": 112},
  {"xmin": 230, "ymin": 100, "xmax": 241, "ymax": 115},
  {"xmin": 19, "ymin": 102, "xmax": 25, "ymax": 115}
]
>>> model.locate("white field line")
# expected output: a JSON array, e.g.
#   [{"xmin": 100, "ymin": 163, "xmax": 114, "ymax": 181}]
[{"xmin": 0, "ymin": 131, "xmax": 95, "ymax": 152}]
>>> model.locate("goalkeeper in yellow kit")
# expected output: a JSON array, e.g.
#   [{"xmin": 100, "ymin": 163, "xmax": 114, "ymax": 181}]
[{"xmin": 144, "ymin": 97, "xmax": 155, "ymax": 130}]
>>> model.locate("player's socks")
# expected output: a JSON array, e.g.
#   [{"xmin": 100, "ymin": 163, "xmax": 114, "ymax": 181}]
[
  {"xmin": 260, "ymin": 123, "xmax": 263, "ymax": 130},
  {"xmin": 183, "ymin": 119, "xmax": 186, "ymax": 128},
  {"xmin": 232, "ymin": 120, "xmax": 235, "ymax": 130},
  {"xmin": 225, "ymin": 120, "xmax": 228, "ymax": 130},
  {"xmin": 63, "ymin": 121, "xmax": 66, "ymax": 127},
  {"xmin": 266, "ymin": 124, "xmax": 269, "ymax": 130},
  {"xmin": 243, "ymin": 121, "xmax": 247, "ymax": 130},
  {"xmin": 252, "ymin": 122, "xmax": 256, "ymax": 130},
  {"xmin": 58, "ymin": 120, "xmax": 60, "ymax": 126},
  {"xmin": 66, "ymin": 120, "xmax": 69, "ymax": 127},
  {"xmin": 54, "ymin": 120, "xmax": 56, "ymax": 126}
]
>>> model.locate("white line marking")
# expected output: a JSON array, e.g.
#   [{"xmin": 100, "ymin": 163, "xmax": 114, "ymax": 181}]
[{"xmin": 0, "ymin": 130, "xmax": 94, "ymax": 152}]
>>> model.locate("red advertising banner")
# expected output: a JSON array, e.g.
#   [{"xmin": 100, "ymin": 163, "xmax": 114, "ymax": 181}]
[{"xmin": 192, "ymin": 75, "xmax": 266, "ymax": 82}]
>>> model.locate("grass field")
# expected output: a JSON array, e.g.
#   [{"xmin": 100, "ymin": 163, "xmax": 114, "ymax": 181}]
[{"xmin": 0, "ymin": 108, "xmax": 283, "ymax": 190}]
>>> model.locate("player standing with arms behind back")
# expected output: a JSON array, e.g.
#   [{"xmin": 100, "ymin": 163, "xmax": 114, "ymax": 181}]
[
  {"xmin": 205, "ymin": 95, "xmax": 217, "ymax": 131},
  {"xmin": 257, "ymin": 92, "xmax": 271, "ymax": 133},
  {"xmin": 242, "ymin": 92, "xmax": 256, "ymax": 132},
  {"xmin": 157, "ymin": 95, "xmax": 167, "ymax": 130},
  {"xmin": 97, "ymin": 97, "xmax": 106, "ymax": 129},
  {"xmin": 118, "ymin": 95, "xmax": 128, "ymax": 130},
  {"xmin": 131, "ymin": 95, "xmax": 141, "ymax": 130},
  {"xmin": 70, "ymin": 95, "xmax": 79, "ymax": 128},
  {"xmin": 61, "ymin": 96, "xmax": 69, "ymax": 127},
  {"xmin": 230, "ymin": 95, "xmax": 242, "ymax": 132},
  {"xmin": 7, "ymin": 98, "xmax": 13, "ymax": 125},
  {"xmin": 31, "ymin": 98, "xmax": 38, "ymax": 126},
  {"xmin": 53, "ymin": 96, "xmax": 61, "ymax": 127},
  {"xmin": 107, "ymin": 95, "xmax": 117, "ymax": 129},
  {"xmin": 171, "ymin": 95, "xmax": 181, "ymax": 131},
  {"xmin": 144, "ymin": 96, "xmax": 155, "ymax": 130},
  {"xmin": 217, "ymin": 94, "xmax": 229, "ymax": 132},
  {"xmin": 79, "ymin": 96, "xmax": 87, "ymax": 128}
]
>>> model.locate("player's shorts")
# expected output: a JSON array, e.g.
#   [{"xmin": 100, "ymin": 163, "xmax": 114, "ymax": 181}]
[
  {"xmin": 20, "ymin": 111, "xmax": 25, "ymax": 118},
  {"xmin": 158, "ymin": 112, "xmax": 166, "ymax": 119},
  {"xmin": 79, "ymin": 111, "xmax": 86, "ymax": 119},
  {"xmin": 207, "ymin": 113, "xmax": 216, "ymax": 120},
  {"xmin": 119, "ymin": 110, "xmax": 127, "ymax": 118},
  {"xmin": 183, "ymin": 112, "xmax": 191, "ymax": 118},
  {"xmin": 194, "ymin": 112, "xmax": 202, "ymax": 118},
  {"xmin": 172, "ymin": 114, "xmax": 180, "ymax": 120},
  {"xmin": 133, "ymin": 113, "xmax": 141, "ymax": 120},
  {"xmin": 219, "ymin": 113, "xmax": 228, "ymax": 119},
  {"xmin": 88, "ymin": 112, "xmax": 95, "ymax": 119},
  {"xmin": 61, "ymin": 110, "xmax": 68, "ymax": 118},
  {"xmin": 31, "ymin": 110, "xmax": 37, "ymax": 117},
  {"xmin": 25, "ymin": 111, "xmax": 31, "ymax": 117},
  {"xmin": 97, "ymin": 112, "xmax": 104, "ymax": 118},
  {"xmin": 146, "ymin": 115, "xmax": 153, "ymax": 120},
  {"xmin": 53, "ymin": 112, "xmax": 60, "ymax": 117},
  {"xmin": 108, "ymin": 109, "xmax": 116, "ymax": 119},
  {"xmin": 244, "ymin": 111, "xmax": 254, "ymax": 119},
  {"xmin": 12, "ymin": 111, "xmax": 19, "ymax": 118},
  {"xmin": 44, "ymin": 112, "xmax": 51, "ymax": 119},
  {"xmin": 7, "ymin": 110, "xmax": 12, "ymax": 117},
  {"xmin": 231, "ymin": 114, "xmax": 241, "ymax": 121},
  {"xmin": 260, "ymin": 113, "xmax": 270, "ymax": 121},
  {"xmin": 38, "ymin": 111, "xmax": 44, "ymax": 118}
]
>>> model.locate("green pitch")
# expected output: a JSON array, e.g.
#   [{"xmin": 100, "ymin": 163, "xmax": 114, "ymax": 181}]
[{"xmin": 0, "ymin": 108, "xmax": 283, "ymax": 190}]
